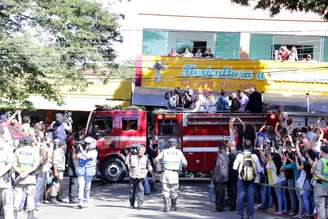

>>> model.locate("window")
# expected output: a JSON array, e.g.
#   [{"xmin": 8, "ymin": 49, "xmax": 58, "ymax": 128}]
[
  {"xmin": 122, "ymin": 118, "xmax": 138, "ymax": 131},
  {"xmin": 158, "ymin": 120, "xmax": 178, "ymax": 136},
  {"xmin": 142, "ymin": 30, "xmax": 168, "ymax": 55},
  {"xmin": 215, "ymin": 32, "xmax": 240, "ymax": 59},
  {"xmin": 91, "ymin": 118, "xmax": 113, "ymax": 139},
  {"xmin": 176, "ymin": 40, "xmax": 193, "ymax": 54}
]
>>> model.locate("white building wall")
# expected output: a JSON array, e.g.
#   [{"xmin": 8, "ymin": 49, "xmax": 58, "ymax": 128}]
[{"xmin": 106, "ymin": 0, "xmax": 328, "ymax": 61}]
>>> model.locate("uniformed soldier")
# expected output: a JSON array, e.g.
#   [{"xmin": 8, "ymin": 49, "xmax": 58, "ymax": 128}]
[
  {"xmin": 155, "ymin": 138, "xmax": 187, "ymax": 212},
  {"xmin": 13, "ymin": 137, "xmax": 39, "ymax": 219},
  {"xmin": 312, "ymin": 145, "xmax": 328, "ymax": 219},
  {"xmin": 50, "ymin": 139, "xmax": 66, "ymax": 204},
  {"xmin": 0, "ymin": 127, "xmax": 14, "ymax": 219}
]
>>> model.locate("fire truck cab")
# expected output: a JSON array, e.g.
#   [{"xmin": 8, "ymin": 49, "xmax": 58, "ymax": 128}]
[{"xmin": 85, "ymin": 108, "xmax": 147, "ymax": 182}]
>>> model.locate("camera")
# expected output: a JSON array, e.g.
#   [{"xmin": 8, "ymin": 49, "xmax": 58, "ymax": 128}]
[
  {"xmin": 129, "ymin": 144, "xmax": 140, "ymax": 155},
  {"xmin": 72, "ymin": 140, "xmax": 86, "ymax": 152}
]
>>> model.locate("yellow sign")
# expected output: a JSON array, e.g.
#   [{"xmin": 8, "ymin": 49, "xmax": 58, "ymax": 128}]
[{"xmin": 139, "ymin": 56, "xmax": 328, "ymax": 95}]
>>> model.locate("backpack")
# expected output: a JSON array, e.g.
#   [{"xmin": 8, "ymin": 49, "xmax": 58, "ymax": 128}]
[{"xmin": 238, "ymin": 153, "xmax": 256, "ymax": 182}]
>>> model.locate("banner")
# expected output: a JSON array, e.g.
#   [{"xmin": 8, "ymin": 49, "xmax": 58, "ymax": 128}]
[{"xmin": 137, "ymin": 56, "xmax": 328, "ymax": 95}]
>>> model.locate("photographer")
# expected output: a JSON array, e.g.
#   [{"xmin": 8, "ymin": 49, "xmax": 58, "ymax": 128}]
[
  {"xmin": 74, "ymin": 137, "xmax": 98, "ymax": 209},
  {"xmin": 126, "ymin": 144, "xmax": 153, "ymax": 209}
]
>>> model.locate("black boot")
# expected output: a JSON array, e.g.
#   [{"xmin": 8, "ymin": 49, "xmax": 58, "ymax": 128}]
[
  {"xmin": 163, "ymin": 198, "xmax": 170, "ymax": 212},
  {"xmin": 171, "ymin": 198, "xmax": 177, "ymax": 211}
]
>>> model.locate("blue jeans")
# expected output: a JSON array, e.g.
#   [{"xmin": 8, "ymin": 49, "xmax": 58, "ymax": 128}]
[
  {"xmin": 34, "ymin": 172, "xmax": 46, "ymax": 208},
  {"xmin": 260, "ymin": 178, "xmax": 272, "ymax": 209},
  {"xmin": 274, "ymin": 180, "xmax": 288, "ymax": 212},
  {"xmin": 287, "ymin": 179, "xmax": 297, "ymax": 212},
  {"xmin": 237, "ymin": 179, "xmax": 255, "ymax": 217},
  {"xmin": 302, "ymin": 179, "xmax": 314, "ymax": 216},
  {"xmin": 78, "ymin": 175, "xmax": 93, "ymax": 205}
]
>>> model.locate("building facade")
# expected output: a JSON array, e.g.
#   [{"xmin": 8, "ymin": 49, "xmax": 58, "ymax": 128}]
[{"xmin": 110, "ymin": 0, "xmax": 328, "ymax": 62}]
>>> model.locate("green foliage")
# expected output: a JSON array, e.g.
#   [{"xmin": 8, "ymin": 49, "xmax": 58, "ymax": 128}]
[
  {"xmin": 231, "ymin": 0, "xmax": 328, "ymax": 20},
  {"xmin": 0, "ymin": 0, "xmax": 122, "ymax": 108}
]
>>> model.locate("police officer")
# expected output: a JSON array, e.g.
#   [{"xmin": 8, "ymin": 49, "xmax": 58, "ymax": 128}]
[
  {"xmin": 126, "ymin": 144, "xmax": 153, "ymax": 209},
  {"xmin": 50, "ymin": 139, "xmax": 66, "ymax": 204},
  {"xmin": 13, "ymin": 136, "xmax": 39, "ymax": 219},
  {"xmin": 312, "ymin": 145, "xmax": 328, "ymax": 219},
  {"xmin": 155, "ymin": 138, "xmax": 187, "ymax": 212},
  {"xmin": 0, "ymin": 127, "xmax": 14, "ymax": 219}
]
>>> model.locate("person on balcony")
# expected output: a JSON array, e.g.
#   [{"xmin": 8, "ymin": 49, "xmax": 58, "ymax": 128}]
[
  {"xmin": 203, "ymin": 48, "xmax": 214, "ymax": 58},
  {"xmin": 182, "ymin": 48, "xmax": 193, "ymax": 57},
  {"xmin": 194, "ymin": 49, "xmax": 203, "ymax": 58},
  {"xmin": 168, "ymin": 49, "xmax": 179, "ymax": 57}
]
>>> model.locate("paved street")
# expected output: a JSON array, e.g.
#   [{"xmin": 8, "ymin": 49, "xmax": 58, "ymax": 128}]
[{"xmin": 11, "ymin": 179, "xmax": 291, "ymax": 219}]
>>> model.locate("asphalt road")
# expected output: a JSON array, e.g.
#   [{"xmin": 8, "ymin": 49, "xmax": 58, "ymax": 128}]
[{"xmin": 10, "ymin": 179, "xmax": 291, "ymax": 219}]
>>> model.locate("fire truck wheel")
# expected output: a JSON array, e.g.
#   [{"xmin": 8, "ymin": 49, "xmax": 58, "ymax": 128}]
[{"xmin": 101, "ymin": 157, "xmax": 127, "ymax": 183}]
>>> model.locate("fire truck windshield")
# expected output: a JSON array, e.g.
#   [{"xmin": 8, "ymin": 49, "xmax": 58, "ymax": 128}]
[{"xmin": 158, "ymin": 120, "xmax": 178, "ymax": 136}]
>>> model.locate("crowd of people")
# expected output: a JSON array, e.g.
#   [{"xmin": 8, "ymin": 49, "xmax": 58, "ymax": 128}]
[
  {"xmin": 273, "ymin": 46, "xmax": 313, "ymax": 62},
  {"xmin": 211, "ymin": 115, "xmax": 328, "ymax": 219},
  {"xmin": 167, "ymin": 48, "xmax": 214, "ymax": 58},
  {"xmin": 164, "ymin": 86, "xmax": 263, "ymax": 113},
  {"xmin": 0, "ymin": 110, "xmax": 98, "ymax": 219}
]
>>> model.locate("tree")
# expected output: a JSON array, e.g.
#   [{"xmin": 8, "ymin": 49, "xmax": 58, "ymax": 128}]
[
  {"xmin": 231, "ymin": 0, "xmax": 328, "ymax": 20},
  {"xmin": 0, "ymin": 0, "xmax": 123, "ymax": 108}
]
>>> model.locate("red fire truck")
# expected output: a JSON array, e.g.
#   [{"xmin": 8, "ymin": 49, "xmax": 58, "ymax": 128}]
[{"xmin": 85, "ymin": 106, "xmax": 282, "ymax": 182}]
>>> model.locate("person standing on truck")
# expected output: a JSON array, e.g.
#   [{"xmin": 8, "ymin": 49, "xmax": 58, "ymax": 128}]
[
  {"xmin": 126, "ymin": 144, "xmax": 153, "ymax": 209},
  {"xmin": 50, "ymin": 113, "xmax": 72, "ymax": 151},
  {"xmin": 212, "ymin": 144, "xmax": 230, "ymax": 212},
  {"xmin": 155, "ymin": 138, "xmax": 187, "ymax": 212}
]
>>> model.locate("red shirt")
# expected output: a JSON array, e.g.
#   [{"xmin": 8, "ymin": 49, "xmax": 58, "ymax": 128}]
[{"xmin": 323, "ymin": 127, "xmax": 328, "ymax": 140}]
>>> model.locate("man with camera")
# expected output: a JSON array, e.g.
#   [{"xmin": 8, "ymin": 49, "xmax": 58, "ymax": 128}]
[
  {"xmin": 73, "ymin": 137, "xmax": 98, "ymax": 209},
  {"xmin": 126, "ymin": 144, "xmax": 153, "ymax": 210}
]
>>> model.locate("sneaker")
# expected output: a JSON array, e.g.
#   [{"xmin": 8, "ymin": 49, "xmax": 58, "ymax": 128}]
[{"xmin": 83, "ymin": 203, "xmax": 88, "ymax": 208}]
